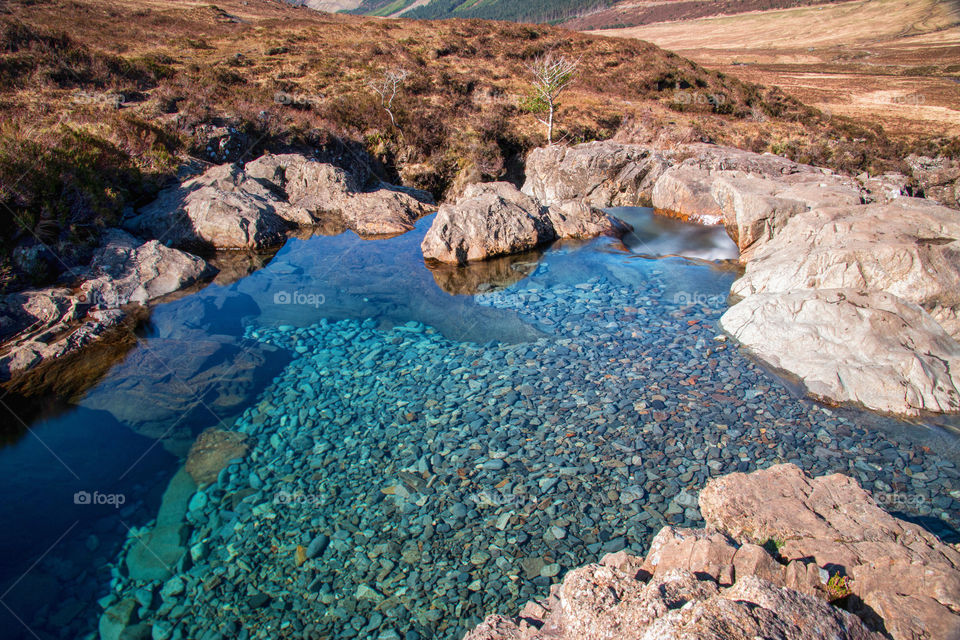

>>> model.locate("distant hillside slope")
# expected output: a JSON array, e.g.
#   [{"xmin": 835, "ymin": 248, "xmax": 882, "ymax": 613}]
[
  {"xmin": 331, "ymin": 0, "xmax": 857, "ymax": 26},
  {"xmin": 590, "ymin": 0, "xmax": 960, "ymax": 137},
  {"xmin": 565, "ymin": 0, "xmax": 856, "ymax": 30},
  {"xmin": 346, "ymin": 0, "xmax": 615, "ymax": 22},
  {"xmin": 304, "ymin": 0, "xmax": 363, "ymax": 12}
]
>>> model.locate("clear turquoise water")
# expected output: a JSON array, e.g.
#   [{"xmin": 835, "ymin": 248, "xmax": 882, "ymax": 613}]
[{"xmin": 0, "ymin": 210, "xmax": 957, "ymax": 640}]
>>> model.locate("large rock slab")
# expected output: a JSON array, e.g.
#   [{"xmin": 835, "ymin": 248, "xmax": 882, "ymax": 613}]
[
  {"xmin": 651, "ymin": 145, "xmax": 865, "ymax": 254},
  {"xmin": 0, "ymin": 232, "xmax": 215, "ymax": 380},
  {"xmin": 129, "ymin": 163, "xmax": 296, "ymax": 250},
  {"xmin": 700, "ymin": 464, "xmax": 960, "ymax": 640},
  {"xmin": 125, "ymin": 467, "xmax": 196, "ymax": 582},
  {"xmin": 465, "ymin": 562, "xmax": 881, "ymax": 640},
  {"xmin": 80, "ymin": 334, "xmax": 285, "ymax": 456},
  {"xmin": 422, "ymin": 182, "xmax": 628, "ymax": 264},
  {"xmin": 720, "ymin": 288, "xmax": 960, "ymax": 415},
  {"xmin": 522, "ymin": 141, "xmax": 672, "ymax": 208},
  {"xmin": 730, "ymin": 198, "xmax": 960, "ymax": 340},
  {"xmin": 422, "ymin": 182, "xmax": 556, "ymax": 263},
  {"xmin": 711, "ymin": 173, "xmax": 863, "ymax": 257},
  {"xmin": 651, "ymin": 164, "xmax": 726, "ymax": 225},
  {"xmin": 81, "ymin": 229, "xmax": 215, "ymax": 308},
  {"xmin": 128, "ymin": 153, "xmax": 435, "ymax": 249},
  {"xmin": 465, "ymin": 465, "xmax": 956, "ymax": 640},
  {"xmin": 245, "ymin": 153, "xmax": 435, "ymax": 236}
]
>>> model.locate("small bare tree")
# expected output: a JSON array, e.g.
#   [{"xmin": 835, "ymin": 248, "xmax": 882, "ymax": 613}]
[
  {"xmin": 522, "ymin": 53, "xmax": 579, "ymax": 145},
  {"xmin": 369, "ymin": 68, "xmax": 409, "ymax": 129}
]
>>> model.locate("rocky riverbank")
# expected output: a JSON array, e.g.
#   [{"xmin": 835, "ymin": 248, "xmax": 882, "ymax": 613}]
[
  {"xmin": 510, "ymin": 140, "xmax": 960, "ymax": 416},
  {"xmin": 0, "ymin": 152, "xmax": 435, "ymax": 384},
  {"xmin": 464, "ymin": 464, "xmax": 960, "ymax": 640},
  {"xmin": 0, "ymin": 229, "xmax": 215, "ymax": 380},
  {"xmin": 5, "ymin": 139, "xmax": 959, "ymax": 417}
]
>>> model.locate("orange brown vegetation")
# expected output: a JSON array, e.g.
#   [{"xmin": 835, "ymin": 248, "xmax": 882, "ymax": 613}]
[
  {"xmin": 0, "ymin": 0, "xmax": 955, "ymax": 290},
  {"xmin": 593, "ymin": 0, "xmax": 960, "ymax": 139}
]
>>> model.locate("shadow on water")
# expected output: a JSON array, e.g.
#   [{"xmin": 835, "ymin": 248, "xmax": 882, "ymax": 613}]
[{"xmin": 893, "ymin": 512, "xmax": 960, "ymax": 544}]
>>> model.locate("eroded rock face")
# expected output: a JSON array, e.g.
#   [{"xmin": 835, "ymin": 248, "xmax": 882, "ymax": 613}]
[
  {"xmin": 465, "ymin": 465, "xmax": 957, "ymax": 640},
  {"xmin": 0, "ymin": 232, "xmax": 215, "ymax": 380},
  {"xmin": 700, "ymin": 464, "xmax": 960, "ymax": 640},
  {"xmin": 730, "ymin": 198, "xmax": 960, "ymax": 340},
  {"xmin": 422, "ymin": 183, "xmax": 555, "ymax": 263},
  {"xmin": 421, "ymin": 182, "xmax": 628, "ymax": 264},
  {"xmin": 129, "ymin": 163, "xmax": 295, "ymax": 250},
  {"xmin": 719, "ymin": 289, "xmax": 960, "ymax": 415},
  {"xmin": 711, "ymin": 173, "xmax": 863, "ymax": 257},
  {"xmin": 81, "ymin": 229, "xmax": 215, "ymax": 308},
  {"xmin": 907, "ymin": 154, "xmax": 960, "ymax": 209},
  {"xmin": 465, "ymin": 554, "xmax": 881, "ymax": 640},
  {"xmin": 650, "ymin": 145, "xmax": 865, "ymax": 252},
  {"xmin": 245, "ymin": 153, "xmax": 435, "ymax": 236},
  {"xmin": 128, "ymin": 154, "xmax": 435, "ymax": 249},
  {"xmin": 522, "ymin": 141, "xmax": 672, "ymax": 208}
]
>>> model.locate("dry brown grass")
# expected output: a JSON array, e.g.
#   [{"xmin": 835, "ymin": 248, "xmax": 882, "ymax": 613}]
[
  {"xmin": 0, "ymin": 0, "xmax": 954, "ymax": 290},
  {"xmin": 592, "ymin": 0, "xmax": 960, "ymax": 138}
]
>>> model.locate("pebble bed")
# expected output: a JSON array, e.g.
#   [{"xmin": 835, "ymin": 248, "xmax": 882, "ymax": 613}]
[{"xmin": 99, "ymin": 261, "xmax": 960, "ymax": 640}]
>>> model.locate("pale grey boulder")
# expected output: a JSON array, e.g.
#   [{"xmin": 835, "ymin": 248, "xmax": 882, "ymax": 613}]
[
  {"xmin": 545, "ymin": 199, "xmax": 631, "ymax": 239},
  {"xmin": 719, "ymin": 288, "xmax": 960, "ymax": 415},
  {"xmin": 422, "ymin": 183, "xmax": 557, "ymax": 264},
  {"xmin": 245, "ymin": 153, "xmax": 435, "ymax": 236},
  {"xmin": 710, "ymin": 173, "xmax": 862, "ymax": 257},
  {"xmin": 651, "ymin": 164, "xmax": 726, "ymax": 224},
  {"xmin": 421, "ymin": 182, "xmax": 629, "ymax": 264},
  {"xmin": 0, "ymin": 231, "xmax": 215, "ymax": 380},
  {"xmin": 730, "ymin": 198, "xmax": 960, "ymax": 340},
  {"xmin": 129, "ymin": 163, "xmax": 294, "ymax": 250},
  {"xmin": 522, "ymin": 141, "xmax": 672, "ymax": 208},
  {"xmin": 650, "ymin": 145, "xmax": 864, "ymax": 253},
  {"xmin": 81, "ymin": 229, "xmax": 215, "ymax": 308},
  {"xmin": 129, "ymin": 153, "xmax": 435, "ymax": 249}
]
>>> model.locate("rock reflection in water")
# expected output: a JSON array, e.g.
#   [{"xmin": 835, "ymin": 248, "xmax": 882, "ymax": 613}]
[
  {"xmin": 425, "ymin": 249, "xmax": 543, "ymax": 295},
  {"xmin": 246, "ymin": 216, "xmax": 547, "ymax": 344}
]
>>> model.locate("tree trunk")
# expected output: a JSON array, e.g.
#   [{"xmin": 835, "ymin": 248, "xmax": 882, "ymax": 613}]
[{"xmin": 547, "ymin": 100, "xmax": 554, "ymax": 145}]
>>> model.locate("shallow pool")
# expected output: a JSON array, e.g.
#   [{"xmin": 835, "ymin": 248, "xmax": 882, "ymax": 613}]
[{"xmin": 1, "ymin": 210, "xmax": 957, "ymax": 640}]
